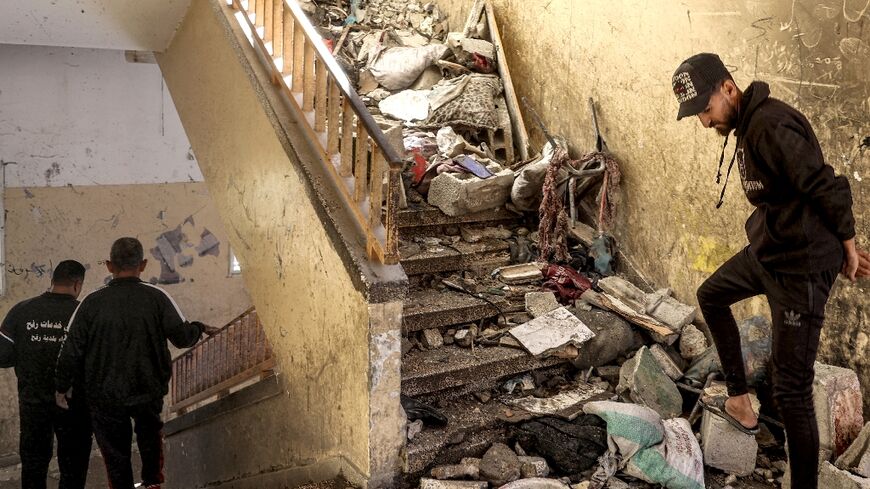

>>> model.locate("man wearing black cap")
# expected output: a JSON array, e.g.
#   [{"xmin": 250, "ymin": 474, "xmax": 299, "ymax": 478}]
[
  {"xmin": 55, "ymin": 237, "xmax": 219, "ymax": 489},
  {"xmin": 672, "ymin": 53, "xmax": 869, "ymax": 487},
  {"xmin": 0, "ymin": 260, "xmax": 93, "ymax": 489}
]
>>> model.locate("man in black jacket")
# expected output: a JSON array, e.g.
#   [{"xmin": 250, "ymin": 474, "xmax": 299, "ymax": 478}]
[
  {"xmin": 55, "ymin": 237, "xmax": 218, "ymax": 489},
  {"xmin": 0, "ymin": 260, "xmax": 92, "ymax": 489},
  {"xmin": 672, "ymin": 53, "xmax": 869, "ymax": 488}
]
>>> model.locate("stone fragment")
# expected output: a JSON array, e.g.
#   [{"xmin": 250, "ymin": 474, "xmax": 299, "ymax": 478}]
[
  {"xmin": 509, "ymin": 307, "xmax": 595, "ymax": 357},
  {"xmin": 518, "ymin": 456, "xmax": 550, "ymax": 478},
  {"xmin": 837, "ymin": 422, "xmax": 870, "ymax": 477},
  {"xmin": 525, "ymin": 291, "xmax": 561, "ymax": 318},
  {"xmin": 505, "ymin": 382, "xmax": 608, "ymax": 420},
  {"xmin": 571, "ymin": 308, "xmax": 642, "ymax": 370},
  {"xmin": 723, "ymin": 474, "xmax": 737, "ymax": 485},
  {"xmin": 419, "ymin": 479, "xmax": 487, "ymax": 489},
  {"xmin": 616, "ymin": 346, "xmax": 682, "ymax": 419},
  {"xmin": 407, "ymin": 419, "xmax": 424, "ymax": 441},
  {"xmin": 495, "ymin": 263, "xmax": 545, "ymax": 284},
  {"xmin": 699, "ymin": 382, "xmax": 760, "ymax": 476},
  {"xmin": 649, "ymin": 343, "xmax": 683, "ymax": 381},
  {"xmin": 818, "ymin": 461, "xmax": 870, "ymax": 489},
  {"xmin": 461, "ymin": 225, "xmax": 513, "ymax": 243},
  {"xmin": 474, "ymin": 390, "xmax": 492, "ymax": 404},
  {"xmin": 679, "ymin": 324, "xmax": 708, "ymax": 360},
  {"xmin": 480, "ymin": 442, "xmax": 522, "ymax": 486},
  {"xmin": 455, "ymin": 326, "xmax": 477, "ymax": 348},
  {"xmin": 421, "ymin": 328, "xmax": 444, "ymax": 349},
  {"xmin": 814, "ymin": 362, "xmax": 865, "ymax": 457},
  {"xmin": 497, "ymin": 478, "xmax": 570, "ymax": 489},
  {"xmin": 460, "ymin": 457, "xmax": 481, "ymax": 469},
  {"xmin": 430, "ymin": 462, "xmax": 480, "ymax": 480},
  {"xmin": 644, "ymin": 288, "xmax": 697, "ymax": 331},
  {"xmin": 427, "ymin": 162, "xmax": 514, "ymax": 216}
]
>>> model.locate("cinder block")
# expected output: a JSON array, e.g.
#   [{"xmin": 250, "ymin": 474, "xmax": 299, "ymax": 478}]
[
  {"xmin": 699, "ymin": 382, "xmax": 759, "ymax": 476},
  {"xmin": 427, "ymin": 162, "xmax": 514, "ymax": 217},
  {"xmin": 616, "ymin": 346, "xmax": 682, "ymax": 419},
  {"xmin": 814, "ymin": 362, "xmax": 864, "ymax": 457}
]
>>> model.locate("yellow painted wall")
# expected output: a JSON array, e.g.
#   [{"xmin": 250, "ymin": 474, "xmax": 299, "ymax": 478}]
[
  {"xmin": 439, "ymin": 0, "xmax": 868, "ymax": 405},
  {"xmin": 158, "ymin": 0, "xmax": 374, "ymax": 482},
  {"xmin": 0, "ymin": 182, "xmax": 251, "ymax": 455}
]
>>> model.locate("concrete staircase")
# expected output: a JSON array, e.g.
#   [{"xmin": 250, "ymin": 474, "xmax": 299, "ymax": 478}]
[{"xmin": 396, "ymin": 200, "xmax": 575, "ymax": 477}]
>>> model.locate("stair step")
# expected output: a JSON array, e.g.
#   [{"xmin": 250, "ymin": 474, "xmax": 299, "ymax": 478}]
[
  {"xmin": 403, "ymin": 289, "xmax": 519, "ymax": 334},
  {"xmin": 402, "ymin": 345, "xmax": 567, "ymax": 398},
  {"xmin": 401, "ymin": 239, "xmax": 511, "ymax": 276},
  {"xmin": 405, "ymin": 397, "xmax": 510, "ymax": 477},
  {"xmin": 397, "ymin": 203, "xmax": 520, "ymax": 232}
]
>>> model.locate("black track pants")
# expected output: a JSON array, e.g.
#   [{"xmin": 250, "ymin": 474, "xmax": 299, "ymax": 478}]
[
  {"xmin": 19, "ymin": 398, "xmax": 93, "ymax": 489},
  {"xmin": 696, "ymin": 246, "xmax": 838, "ymax": 489},
  {"xmin": 90, "ymin": 400, "xmax": 164, "ymax": 489}
]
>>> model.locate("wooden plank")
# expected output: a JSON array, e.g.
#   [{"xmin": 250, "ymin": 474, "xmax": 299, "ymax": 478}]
[
  {"xmin": 314, "ymin": 58, "xmax": 327, "ymax": 131},
  {"xmin": 281, "ymin": 8, "xmax": 293, "ymax": 75},
  {"xmin": 463, "ymin": 0, "xmax": 486, "ymax": 36},
  {"xmin": 340, "ymin": 104, "xmax": 354, "ymax": 177},
  {"xmin": 292, "ymin": 21, "xmax": 305, "ymax": 92},
  {"xmin": 272, "ymin": 0, "xmax": 283, "ymax": 57},
  {"xmin": 369, "ymin": 147, "xmax": 385, "ymax": 231},
  {"xmin": 303, "ymin": 42, "xmax": 316, "ymax": 111},
  {"xmin": 255, "ymin": 0, "xmax": 265, "ymax": 30},
  {"xmin": 263, "ymin": 0, "xmax": 273, "ymax": 42},
  {"xmin": 354, "ymin": 125, "xmax": 369, "ymax": 203},
  {"xmin": 170, "ymin": 358, "xmax": 276, "ymax": 413},
  {"xmin": 327, "ymin": 78, "xmax": 341, "ymax": 155},
  {"xmin": 383, "ymin": 167, "xmax": 401, "ymax": 264},
  {"xmin": 485, "ymin": 1, "xmax": 529, "ymax": 160}
]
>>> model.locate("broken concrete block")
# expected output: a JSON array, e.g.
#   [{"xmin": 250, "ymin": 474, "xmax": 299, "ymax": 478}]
[
  {"xmin": 679, "ymin": 324, "xmax": 708, "ymax": 360},
  {"xmin": 837, "ymin": 422, "xmax": 870, "ymax": 477},
  {"xmin": 509, "ymin": 307, "xmax": 595, "ymax": 357},
  {"xmin": 420, "ymin": 479, "xmax": 487, "ymax": 489},
  {"xmin": 446, "ymin": 32, "xmax": 496, "ymax": 59},
  {"xmin": 649, "ymin": 343, "xmax": 683, "ymax": 381},
  {"xmin": 421, "ymin": 328, "xmax": 444, "ymax": 349},
  {"xmin": 700, "ymin": 382, "xmax": 760, "ymax": 476},
  {"xmin": 819, "ymin": 461, "xmax": 870, "ymax": 489},
  {"xmin": 644, "ymin": 288, "xmax": 697, "ymax": 332},
  {"xmin": 525, "ymin": 291, "xmax": 560, "ymax": 318},
  {"xmin": 571, "ymin": 308, "xmax": 643, "ymax": 370},
  {"xmin": 597, "ymin": 276, "xmax": 647, "ymax": 312},
  {"xmin": 616, "ymin": 346, "xmax": 682, "ymax": 419},
  {"xmin": 430, "ymin": 462, "xmax": 480, "ymax": 480},
  {"xmin": 427, "ymin": 162, "xmax": 514, "ymax": 216},
  {"xmin": 495, "ymin": 263, "xmax": 544, "ymax": 284},
  {"xmin": 480, "ymin": 442, "xmax": 522, "ymax": 486},
  {"xmin": 518, "ymin": 456, "xmax": 550, "ymax": 478},
  {"xmin": 814, "ymin": 362, "xmax": 865, "ymax": 457}
]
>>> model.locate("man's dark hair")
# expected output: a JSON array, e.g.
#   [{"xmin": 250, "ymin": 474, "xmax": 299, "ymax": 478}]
[
  {"xmin": 52, "ymin": 260, "xmax": 85, "ymax": 286},
  {"xmin": 110, "ymin": 237, "xmax": 144, "ymax": 270}
]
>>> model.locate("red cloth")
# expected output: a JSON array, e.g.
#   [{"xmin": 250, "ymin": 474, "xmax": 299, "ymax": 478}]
[{"xmin": 541, "ymin": 264, "xmax": 592, "ymax": 305}]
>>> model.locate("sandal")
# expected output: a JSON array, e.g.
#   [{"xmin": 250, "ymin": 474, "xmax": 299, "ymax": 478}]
[{"xmin": 701, "ymin": 395, "xmax": 760, "ymax": 435}]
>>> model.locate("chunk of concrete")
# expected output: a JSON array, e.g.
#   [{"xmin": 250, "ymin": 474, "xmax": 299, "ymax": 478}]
[
  {"xmin": 497, "ymin": 479, "xmax": 570, "ymax": 489},
  {"xmin": 644, "ymin": 288, "xmax": 697, "ymax": 332},
  {"xmin": 430, "ymin": 462, "xmax": 480, "ymax": 480},
  {"xmin": 699, "ymin": 382, "xmax": 760, "ymax": 476},
  {"xmin": 480, "ymin": 442, "xmax": 522, "ymax": 486},
  {"xmin": 837, "ymin": 422, "xmax": 870, "ymax": 477},
  {"xmin": 427, "ymin": 162, "xmax": 514, "ymax": 216},
  {"xmin": 509, "ymin": 307, "xmax": 595, "ymax": 357},
  {"xmin": 518, "ymin": 456, "xmax": 550, "ymax": 478},
  {"xmin": 616, "ymin": 346, "xmax": 682, "ymax": 419},
  {"xmin": 525, "ymin": 291, "xmax": 560, "ymax": 318},
  {"xmin": 570, "ymin": 308, "xmax": 643, "ymax": 370},
  {"xmin": 679, "ymin": 324, "xmax": 708, "ymax": 360},
  {"xmin": 818, "ymin": 461, "xmax": 870, "ymax": 489},
  {"xmin": 649, "ymin": 343, "xmax": 683, "ymax": 381},
  {"xmin": 421, "ymin": 328, "xmax": 444, "ymax": 349},
  {"xmin": 420, "ymin": 479, "xmax": 488, "ymax": 489},
  {"xmin": 495, "ymin": 263, "xmax": 544, "ymax": 284},
  {"xmin": 505, "ymin": 382, "xmax": 608, "ymax": 420},
  {"xmin": 814, "ymin": 362, "xmax": 865, "ymax": 457}
]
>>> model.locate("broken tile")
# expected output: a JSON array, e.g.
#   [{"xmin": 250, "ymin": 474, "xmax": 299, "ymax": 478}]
[
  {"xmin": 419, "ymin": 479, "xmax": 487, "ymax": 489},
  {"xmin": 814, "ymin": 362, "xmax": 865, "ymax": 457},
  {"xmin": 525, "ymin": 291, "xmax": 560, "ymax": 318},
  {"xmin": 649, "ymin": 343, "xmax": 683, "ymax": 381},
  {"xmin": 679, "ymin": 324, "xmax": 708, "ymax": 360},
  {"xmin": 480, "ymin": 442, "xmax": 522, "ymax": 486},
  {"xmin": 509, "ymin": 307, "xmax": 595, "ymax": 357},
  {"xmin": 837, "ymin": 422, "xmax": 870, "ymax": 477},
  {"xmin": 421, "ymin": 328, "xmax": 444, "ymax": 349},
  {"xmin": 616, "ymin": 346, "xmax": 682, "ymax": 419},
  {"xmin": 699, "ymin": 382, "xmax": 760, "ymax": 476},
  {"xmin": 427, "ymin": 161, "xmax": 514, "ymax": 216}
]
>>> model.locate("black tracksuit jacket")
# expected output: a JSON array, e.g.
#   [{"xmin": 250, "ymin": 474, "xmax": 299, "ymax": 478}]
[
  {"xmin": 733, "ymin": 81, "xmax": 855, "ymax": 273},
  {"xmin": 56, "ymin": 277, "xmax": 203, "ymax": 407}
]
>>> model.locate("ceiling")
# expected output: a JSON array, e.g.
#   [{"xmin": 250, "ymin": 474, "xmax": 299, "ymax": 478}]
[{"xmin": 0, "ymin": 0, "xmax": 193, "ymax": 52}]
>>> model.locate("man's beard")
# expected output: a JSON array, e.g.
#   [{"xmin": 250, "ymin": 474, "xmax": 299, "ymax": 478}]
[{"xmin": 715, "ymin": 100, "xmax": 738, "ymax": 136}]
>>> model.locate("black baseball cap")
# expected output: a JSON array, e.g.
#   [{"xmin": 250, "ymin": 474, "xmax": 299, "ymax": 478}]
[{"xmin": 672, "ymin": 53, "xmax": 732, "ymax": 120}]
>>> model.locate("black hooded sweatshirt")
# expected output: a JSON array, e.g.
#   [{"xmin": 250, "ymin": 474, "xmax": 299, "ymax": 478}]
[
  {"xmin": 55, "ymin": 277, "xmax": 203, "ymax": 407},
  {"xmin": 732, "ymin": 81, "xmax": 855, "ymax": 273}
]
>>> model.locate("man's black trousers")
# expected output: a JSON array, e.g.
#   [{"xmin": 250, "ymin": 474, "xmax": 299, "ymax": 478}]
[
  {"xmin": 19, "ymin": 398, "xmax": 93, "ymax": 489},
  {"xmin": 697, "ymin": 246, "xmax": 838, "ymax": 489},
  {"xmin": 90, "ymin": 399, "xmax": 164, "ymax": 489}
]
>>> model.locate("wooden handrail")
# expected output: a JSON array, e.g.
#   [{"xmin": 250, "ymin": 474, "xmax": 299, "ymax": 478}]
[{"xmin": 229, "ymin": 0, "xmax": 403, "ymax": 264}]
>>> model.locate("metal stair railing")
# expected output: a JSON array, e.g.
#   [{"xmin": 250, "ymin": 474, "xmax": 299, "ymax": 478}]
[{"xmin": 229, "ymin": 0, "xmax": 402, "ymax": 265}]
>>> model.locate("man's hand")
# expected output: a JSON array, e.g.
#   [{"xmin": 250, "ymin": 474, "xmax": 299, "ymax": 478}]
[
  {"xmin": 842, "ymin": 238, "xmax": 859, "ymax": 281},
  {"xmin": 55, "ymin": 388, "xmax": 71, "ymax": 410},
  {"xmin": 857, "ymin": 248, "xmax": 870, "ymax": 279},
  {"xmin": 199, "ymin": 323, "xmax": 221, "ymax": 336}
]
